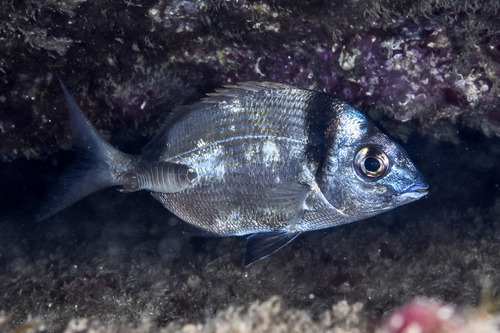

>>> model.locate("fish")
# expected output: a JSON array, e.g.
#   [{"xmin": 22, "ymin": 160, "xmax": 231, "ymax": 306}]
[{"xmin": 39, "ymin": 80, "xmax": 429, "ymax": 265}]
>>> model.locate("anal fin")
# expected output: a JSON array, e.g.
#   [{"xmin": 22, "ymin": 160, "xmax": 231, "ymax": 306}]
[{"xmin": 244, "ymin": 231, "xmax": 301, "ymax": 266}]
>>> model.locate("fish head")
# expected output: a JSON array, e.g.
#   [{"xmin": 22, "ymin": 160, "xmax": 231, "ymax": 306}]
[{"xmin": 319, "ymin": 104, "xmax": 429, "ymax": 220}]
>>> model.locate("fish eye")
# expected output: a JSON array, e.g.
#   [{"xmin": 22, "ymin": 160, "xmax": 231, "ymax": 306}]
[{"xmin": 354, "ymin": 146, "xmax": 390, "ymax": 180}]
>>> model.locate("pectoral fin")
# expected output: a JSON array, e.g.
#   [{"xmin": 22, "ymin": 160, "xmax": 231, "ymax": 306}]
[
  {"xmin": 263, "ymin": 182, "xmax": 311, "ymax": 209},
  {"xmin": 244, "ymin": 231, "xmax": 301, "ymax": 266}
]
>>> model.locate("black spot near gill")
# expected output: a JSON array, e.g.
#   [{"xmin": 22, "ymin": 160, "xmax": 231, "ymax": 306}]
[{"xmin": 304, "ymin": 92, "xmax": 339, "ymax": 175}]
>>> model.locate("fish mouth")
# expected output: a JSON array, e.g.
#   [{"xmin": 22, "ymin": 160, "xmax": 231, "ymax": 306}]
[{"xmin": 399, "ymin": 180, "xmax": 429, "ymax": 200}]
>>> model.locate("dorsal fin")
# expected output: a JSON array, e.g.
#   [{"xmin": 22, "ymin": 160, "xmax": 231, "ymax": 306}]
[
  {"xmin": 168, "ymin": 82, "xmax": 298, "ymax": 129},
  {"xmin": 143, "ymin": 81, "xmax": 300, "ymax": 154}
]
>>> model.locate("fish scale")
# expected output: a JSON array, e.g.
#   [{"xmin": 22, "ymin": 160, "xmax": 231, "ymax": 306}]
[
  {"xmin": 163, "ymin": 88, "xmax": 310, "ymax": 156},
  {"xmin": 158, "ymin": 137, "xmax": 309, "ymax": 235},
  {"xmin": 40, "ymin": 81, "xmax": 428, "ymax": 265}
]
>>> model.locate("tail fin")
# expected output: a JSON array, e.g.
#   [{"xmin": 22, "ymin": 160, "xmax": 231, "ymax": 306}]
[{"xmin": 36, "ymin": 79, "xmax": 135, "ymax": 221}]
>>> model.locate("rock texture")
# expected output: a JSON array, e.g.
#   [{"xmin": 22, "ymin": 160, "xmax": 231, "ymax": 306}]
[{"xmin": 1, "ymin": 0, "xmax": 500, "ymax": 160}]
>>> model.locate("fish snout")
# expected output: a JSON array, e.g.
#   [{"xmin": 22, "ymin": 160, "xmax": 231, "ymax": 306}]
[{"xmin": 402, "ymin": 178, "xmax": 429, "ymax": 199}]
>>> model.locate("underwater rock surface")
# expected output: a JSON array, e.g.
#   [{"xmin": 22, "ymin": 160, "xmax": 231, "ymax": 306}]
[
  {"xmin": 0, "ymin": 0, "xmax": 500, "ymax": 160},
  {"xmin": 0, "ymin": 0, "xmax": 500, "ymax": 332}
]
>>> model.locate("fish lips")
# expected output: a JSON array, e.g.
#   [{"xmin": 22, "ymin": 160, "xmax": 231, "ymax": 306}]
[{"xmin": 398, "ymin": 179, "xmax": 429, "ymax": 200}]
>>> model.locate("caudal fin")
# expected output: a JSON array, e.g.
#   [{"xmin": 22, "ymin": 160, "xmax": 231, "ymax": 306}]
[{"xmin": 36, "ymin": 79, "xmax": 135, "ymax": 221}]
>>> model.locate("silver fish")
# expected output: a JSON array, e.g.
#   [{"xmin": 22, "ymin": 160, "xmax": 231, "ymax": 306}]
[{"xmin": 40, "ymin": 81, "xmax": 428, "ymax": 265}]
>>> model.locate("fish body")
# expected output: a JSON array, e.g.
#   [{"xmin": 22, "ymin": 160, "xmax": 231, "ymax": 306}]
[{"xmin": 41, "ymin": 81, "xmax": 428, "ymax": 265}]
